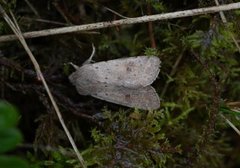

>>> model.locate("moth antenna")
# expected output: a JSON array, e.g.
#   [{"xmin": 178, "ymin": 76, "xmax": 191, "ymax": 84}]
[
  {"xmin": 69, "ymin": 62, "xmax": 79, "ymax": 70},
  {"xmin": 83, "ymin": 43, "xmax": 96, "ymax": 65}
]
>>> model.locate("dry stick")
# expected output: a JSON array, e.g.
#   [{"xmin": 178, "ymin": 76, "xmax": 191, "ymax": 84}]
[
  {"xmin": 147, "ymin": 3, "xmax": 156, "ymax": 48},
  {"xmin": 22, "ymin": 17, "xmax": 70, "ymax": 26},
  {"xmin": 0, "ymin": 6, "xmax": 86, "ymax": 168},
  {"xmin": 1, "ymin": 2, "xmax": 240, "ymax": 42},
  {"xmin": 220, "ymin": 114, "xmax": 240, "ymax": 136},
  {"xmin": 227, "ymin": 101, "xmax": 240, "ymax": 107},
  {"xmin": 104, "ymin": 6, "xmax": 129, "ymax": 19},
  {"xmin": 52, "ymin": 1, "xmax": 72, "ymax": 25},
  {"xmin": 214, "ymin": 0, "xmax": 240, "ymax": 53},
  {"xmin": 24, "ymin": 0, "xmax": 40, "ymax": 17}
]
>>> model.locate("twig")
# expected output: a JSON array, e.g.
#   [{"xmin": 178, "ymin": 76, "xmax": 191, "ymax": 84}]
[
  {"xmin": 1, "ymin": 2, "xmax": 240, "ymax": 42},
  {"xmin": 147, "ymin": 3, "xmax": 156, "ymax": 48},
  {"xmin": 52, "ymin": 1, "xmax": 72, "ymax": 25},
  {"xmin": 0, "ymin": 5, "xmax": 86, "ymax": 168},
  {"xmin": 24, "ymin": 0, "xmax": 40, "ymax": 17},
  {"xmin": 214, "ymin": 0, "xmax": 240, "ymax": 53},
  {"xmin": 21, "ymin": 16, "xmax": 100, "ymax": 34},
  {"xmin": 227, "ymin": 101, "xmax": 240, "ymax": 107},
  {"xmin": 21, "ymin": 16, "xmax": 69, "ymax": 26},
  {"xmin": 104, "ymin": 6, "xmax": 129, "ymax": 19},
  {"xmin": 220, "ymin": 114, "xmax": 240, "ymax": 136}
]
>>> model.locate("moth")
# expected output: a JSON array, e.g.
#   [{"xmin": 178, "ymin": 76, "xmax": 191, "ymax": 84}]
[{"xmin": 69, "ymin": 55, "xmax": 161, "ymax": 110}]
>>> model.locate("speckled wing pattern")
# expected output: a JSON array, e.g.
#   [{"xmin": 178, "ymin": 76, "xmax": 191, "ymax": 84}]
[{"xmin": 69, "ymin": 56, "xmax": 161, "ymax": 110}]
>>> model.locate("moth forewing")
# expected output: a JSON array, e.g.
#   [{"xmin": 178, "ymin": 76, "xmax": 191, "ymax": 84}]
[
  {"xmin": 92, "ymin": 85, "xmax": 160, "ymax": 110},
  {"xmin": 73, "ymin": 56, "xmax": 160, "ymax": 88}
]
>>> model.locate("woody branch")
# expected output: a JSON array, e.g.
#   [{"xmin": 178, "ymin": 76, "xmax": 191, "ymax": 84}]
[{"xmin": 0, "ymin": 2, "xmax": 240, "ymax": 42}]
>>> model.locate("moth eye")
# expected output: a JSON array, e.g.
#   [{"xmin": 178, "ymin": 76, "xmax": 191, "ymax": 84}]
[
  {"xmin": 105, "ymin": 77, "xmax": 108, "ymax": 80},
  {"xmin": 105, "ymin": 93, "xmax": 109, "ymax": 96},
  {"xmin": 133, "ymin": 74, "xmax": 137, "ymax": 76},
  {"xmin": 95, "ymin": 66, "xmax": 99, "ymax": 69},
  {"xmin": 104, "ymin": 85, "xmax": 108, "ymax": 88}
]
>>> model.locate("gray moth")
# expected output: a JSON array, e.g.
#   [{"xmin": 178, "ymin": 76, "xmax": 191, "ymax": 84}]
[{"xmin": 69, "ymin": 56, "xmax": 161, "ymax": 110}]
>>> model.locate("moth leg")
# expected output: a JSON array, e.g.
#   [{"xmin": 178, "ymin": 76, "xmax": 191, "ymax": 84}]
[{"xmin": 83, "ymin": 43, "xmax": 96, "ymax": 65}]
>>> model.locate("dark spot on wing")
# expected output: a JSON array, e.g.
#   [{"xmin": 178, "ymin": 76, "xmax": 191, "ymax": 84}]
[
  {"xmin": 126, "ymin": 61, "xmax": 135, "ymax": 72},
  {"xmin": 126, "ymin": 66, "xmax": 132, "ymax": 72},
  {"xmin": 106, "ymin": 68, "xmax": 110, "ymax": 73},
  {"xmin": 125, "ymin": 94, "xmax": 131, "ymax": 101}
]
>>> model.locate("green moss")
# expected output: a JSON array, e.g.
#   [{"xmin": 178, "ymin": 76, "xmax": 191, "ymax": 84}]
[{"xmin": 82, "ymin": 109, "xmax": 181, "ymax": 167}]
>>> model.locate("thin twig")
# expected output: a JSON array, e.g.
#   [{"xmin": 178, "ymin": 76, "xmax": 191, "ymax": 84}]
[
  {"xmin": 1, "ymin": 2, "xmax": 240, "ymax": 42},
  {"xmin": 24, "ymin": 0, "xmax": 40, "ymax": 17},
  {"xmin": 21, "ymin": 17, "xmax": 69, "ymax": 26},
  {"xmin": 52, "ymin": 1, "xmax": 72, "ymax": 25},
  {"xmin": 21, "ymin": 16, "xmax": 100, "ymax": 34},
  {"xmin": 227, "ymin": 101, "xmax": 240, "ymax": 107},
  {"xmin": 104, "ymin": 6, "xmax": 129, "ymax": 19},
  {"xmin": 220, "ymin": 114, "xmax": 240, "ymax": 136},
  {"xmin": 147, "ymin": 3, "xmax": 156, "ymax": 48},
  {"xmin": 0, "ymin": 6, "xmax": 86, "ymax": 168}
]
